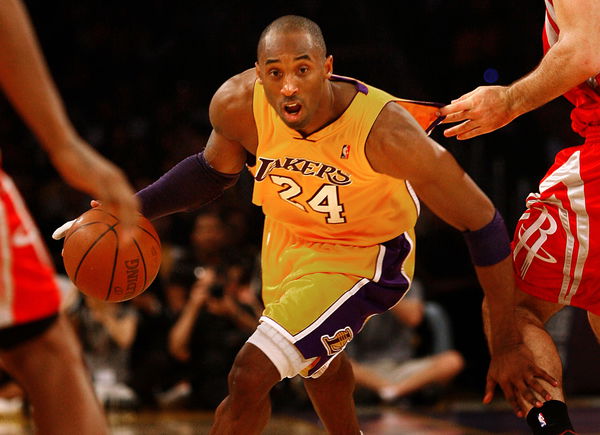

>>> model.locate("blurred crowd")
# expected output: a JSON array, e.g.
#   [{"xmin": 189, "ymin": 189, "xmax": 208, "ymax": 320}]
[{"xmin": 0, "ymin": 0, "xmax": 596, "ymax": 415}]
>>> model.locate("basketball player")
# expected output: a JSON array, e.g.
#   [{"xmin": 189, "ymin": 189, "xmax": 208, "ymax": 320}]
[
  {"xmin": 0, "ymin": 0, "xmax": 139, "ymax": 434},
  {"xmin": 440, "ymin": 1, "xmax": 600, "ymax": 433},
  {"xmin": 54, "ymin": 15, "xmax": 548, "ymax": 434}
]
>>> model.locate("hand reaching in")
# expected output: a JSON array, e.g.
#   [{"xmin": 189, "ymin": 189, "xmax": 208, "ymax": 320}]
[{"xmin": 485, "ymin": 342, "xmax": 558, "ymax": 418}]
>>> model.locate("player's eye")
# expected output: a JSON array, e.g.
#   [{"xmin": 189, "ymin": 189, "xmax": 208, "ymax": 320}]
[
  {"xmin": 299, "ymin": 66, "xmax": 309, "ymax": 74},
  {"xmin": 268, "ymin": 69, "xmax": 281, "ymax": 78}
]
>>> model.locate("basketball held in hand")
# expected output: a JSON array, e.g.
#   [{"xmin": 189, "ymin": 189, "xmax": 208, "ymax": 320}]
[{"xmin": 62, "ymin": 208, "xmax": 161, "ymax": 302}]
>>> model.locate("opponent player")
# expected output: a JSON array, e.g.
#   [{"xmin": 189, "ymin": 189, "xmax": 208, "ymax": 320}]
[
  {"xmin": 0, "ymin": 1, "xmax": 139, "ymax": 434},
  {"xmin": 61, "ymin": 15, "xmax": 547, "ymax": 434},
  {"xmin": 440, "ymin": 0, "xmax": 600, "ymax": 433}
]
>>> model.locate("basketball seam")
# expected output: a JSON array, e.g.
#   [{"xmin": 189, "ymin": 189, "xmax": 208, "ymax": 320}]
[
  {"xmin": 104, "ymin": 223, "xmax": 120, "ymax": 301},
  {"xmin": 64, "ymin": 208, "xmax": 118, "ymax": 242},
  {"xmin": 136, "ymin": 224, "xmax": 160, "ymax": 245},
  {"xmin": 65, "ymin": 221, "xmax": 106, "ymax": 244},
  {"xmin": 132, "ymin": 238, "xmax": 148, "ymax": 290},
  {"xmin": 73, "ymin": 223, "xmax": 118, "ymax": 285}
]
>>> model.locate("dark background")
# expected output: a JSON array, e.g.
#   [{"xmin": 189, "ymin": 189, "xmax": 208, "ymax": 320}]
[{"xmin": 1, "ymin": 1, "xmax": 590, "ymax": 394}]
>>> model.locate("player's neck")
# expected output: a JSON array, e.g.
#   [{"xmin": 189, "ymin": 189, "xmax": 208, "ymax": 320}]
[{"xmin": 296, "ymin": 81, "xmax": 355, "ymax": 137}]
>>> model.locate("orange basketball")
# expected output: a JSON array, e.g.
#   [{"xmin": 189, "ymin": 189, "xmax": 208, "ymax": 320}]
[{"xmin": 62, "ymin": 208, "xmax": 162, "ymax": 302}]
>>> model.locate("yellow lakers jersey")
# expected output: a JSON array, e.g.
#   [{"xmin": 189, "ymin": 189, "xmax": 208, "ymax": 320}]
[{"xmin": 251, "ymin": 75, "xmax": 442, "ymax": 246}]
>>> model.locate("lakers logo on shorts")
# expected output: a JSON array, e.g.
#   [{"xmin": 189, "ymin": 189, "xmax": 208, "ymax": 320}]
[{"xmin": 321, "ymin": 327, "xmax": 353, "ymax": 356}]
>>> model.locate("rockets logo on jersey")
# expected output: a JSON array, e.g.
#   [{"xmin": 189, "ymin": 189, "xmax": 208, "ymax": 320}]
[
  {"xmin": 513, "ymin": 205, "xmax": 558, "ymax": 279},
  {"xmin": 254, "ymin": 156, "xmax": 352, "ymax": 186}
]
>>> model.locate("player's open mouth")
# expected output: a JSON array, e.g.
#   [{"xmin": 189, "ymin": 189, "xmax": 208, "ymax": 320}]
[{"xmin": 283, "ymin": 102, "xmax": 302, "ymax": 118}]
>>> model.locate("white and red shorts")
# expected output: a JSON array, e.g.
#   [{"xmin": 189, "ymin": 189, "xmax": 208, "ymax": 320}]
[
  {"xmin": 0, "ymin": 170, "xmax": 60, "ymax": 329},
  {"xmin": 512, "ymin": 130, "xmax": 600, "ymax": 316}
]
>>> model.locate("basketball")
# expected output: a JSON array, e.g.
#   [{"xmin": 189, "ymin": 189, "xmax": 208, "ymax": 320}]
[{"xmin": 62, "ymin": 208, "xmax": 162, "ymax": 302}]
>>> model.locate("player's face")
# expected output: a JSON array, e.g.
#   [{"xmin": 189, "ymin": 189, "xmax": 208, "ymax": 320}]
[{"xmin": 256, "ymin": 31, "xmax": 332, "ymax": 132}]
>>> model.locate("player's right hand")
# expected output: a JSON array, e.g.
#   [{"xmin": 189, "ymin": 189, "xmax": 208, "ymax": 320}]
[{"xmin": 439, "ymin": 86, "xmax": 517, "ymax": 140}]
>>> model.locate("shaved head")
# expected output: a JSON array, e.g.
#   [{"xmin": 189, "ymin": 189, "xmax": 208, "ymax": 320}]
[{"xmin": 257, "ymin": 15, "xmax": 326, "ymax": 61}]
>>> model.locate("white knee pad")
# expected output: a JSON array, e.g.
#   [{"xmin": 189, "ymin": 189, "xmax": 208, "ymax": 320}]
[{"xmin": 247, "ymin": 322, "xmax": 315, "ymax": 379}]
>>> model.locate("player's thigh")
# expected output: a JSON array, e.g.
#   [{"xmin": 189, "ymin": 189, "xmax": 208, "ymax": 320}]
[{"xmin": 0, "ymin": 314, "xmax": 82, "ymax": 381}]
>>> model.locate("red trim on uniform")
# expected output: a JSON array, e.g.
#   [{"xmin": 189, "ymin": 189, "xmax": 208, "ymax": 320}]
[{"xmin": 0, "ymin": 171, "xmax": 60, "ymax": 327}]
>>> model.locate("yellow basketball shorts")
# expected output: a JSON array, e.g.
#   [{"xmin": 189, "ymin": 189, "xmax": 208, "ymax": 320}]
[{"xmin": 259, "ymin": 217, "xmax": 415, "ymax": 377}]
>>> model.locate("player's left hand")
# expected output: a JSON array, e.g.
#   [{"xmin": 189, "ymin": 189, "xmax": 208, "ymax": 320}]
[
  {"xmin": 52, "ymin": 219, "xmax": 76, "ymax": 240},
  {"xmin": 484, "ymin": 342, "xmax": 558, "ymax": 418},
  {"xmin": 439, "ymin": 86, "xmax": 516, "ymax": 140}
]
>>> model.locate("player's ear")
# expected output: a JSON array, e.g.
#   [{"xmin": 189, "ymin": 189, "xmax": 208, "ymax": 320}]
[
  {"xmin": 324, "ymin": 55, "xmax": 333, "ymax": 79},
  {"xmin": 255, "ymin": 62, "xmax": 263, "ymax": 84}
]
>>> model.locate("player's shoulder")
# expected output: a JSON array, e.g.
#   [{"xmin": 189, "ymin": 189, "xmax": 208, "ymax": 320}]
[
  {"xmin": 210, "ymin": 68, "xmax": 255, "ymax": 114},
  {"xmin": 366, "ymin": 100, "xmax": 435, "ymax": 177},
  {"xmin": 371, "ymin": 100, "xmax": 423, "ymax": 140},
  {"xmin": 209, "ymin": 68, "xmax": 256, "ymax": 142}
]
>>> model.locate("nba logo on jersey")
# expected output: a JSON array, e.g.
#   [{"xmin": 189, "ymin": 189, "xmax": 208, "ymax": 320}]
[
  {"xmin": 537, "ymin": 413, "xmax": 547, "ymax": 427},
  {"xmin": 340, "ymin": 144, "xmax": 350, "ymax": 159}
]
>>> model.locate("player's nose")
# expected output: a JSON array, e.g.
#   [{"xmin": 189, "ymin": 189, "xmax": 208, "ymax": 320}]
[{"xmin": 281, "ymin": 77, "xmax": 298, "ymax": 96}]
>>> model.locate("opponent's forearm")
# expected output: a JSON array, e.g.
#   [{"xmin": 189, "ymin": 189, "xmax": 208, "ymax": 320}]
[
  {"xmin": 136, "ymin": 152, "xmax": 240, "ymax": 220},
  {"xmin": 0, "ymin": 0, "xmax": 77, "ymax": 149},
  {"xmin": 508, "ymin": 36, "xmax": 600, "ymax": 117}
]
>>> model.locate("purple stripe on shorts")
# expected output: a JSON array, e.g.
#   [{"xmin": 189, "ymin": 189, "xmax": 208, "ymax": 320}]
[{"xmin": 294, "ymin": 233, "xmax": 413, "ymax": 375}]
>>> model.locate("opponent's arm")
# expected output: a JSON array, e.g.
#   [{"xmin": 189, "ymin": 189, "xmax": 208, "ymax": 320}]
[
  {"xmin": 136, "ymin": 73, "xmax": 253, "ymax": 220},
  {"xmin": 367, "ymin": 103, "xmax": 556, "ymax": 413},
  {"xmin": 441, "ymin": 0, "xmax": 600, "ymax": 139},
  {"xmin": 0, "ymin": 0, "xmax": 139, "ymax": 231}
]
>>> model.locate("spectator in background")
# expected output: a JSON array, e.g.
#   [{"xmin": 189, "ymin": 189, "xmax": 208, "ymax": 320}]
[
  {"xmin": 71, "ymin": 295, "xmax": 138, "ymax": 409},
  {"xmin": 188, "ymin": 209, "xmax": 231, "ymax": 269},
  {"xmin": 127, "ymin": 281, "xmax": 188, "ymax": 409},
  {"xmin": 348, "ymin": 280, "xmax": 464, "ymax": 406},
  {"xmin": 159, "ymin": 206, "xmax": 260, "ymax": 409},
  {"xmin": 165, "ymin": 209, "xmax": 231, "ymax": 318},
  {"xmin": 168, "ymin": 263, "xmax": 260, "ymax": 409}
]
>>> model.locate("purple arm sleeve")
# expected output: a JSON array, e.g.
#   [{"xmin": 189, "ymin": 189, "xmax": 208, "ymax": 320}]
[
  {"xmin": 136, "ymin": 152, "xmax": 241, "ymax": 220},
  {"xmin": 463, "ymin": 210, "xmax": 511, "ymax": 267}
]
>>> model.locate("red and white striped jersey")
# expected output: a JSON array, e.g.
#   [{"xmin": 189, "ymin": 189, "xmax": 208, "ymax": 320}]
[{"xmin": 543, "ymin": 0, "xmax": 600, "ymax": 136}]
